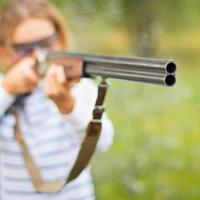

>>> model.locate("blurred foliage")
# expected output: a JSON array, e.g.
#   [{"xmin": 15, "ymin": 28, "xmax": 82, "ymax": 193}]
[
  {"xmin": 93, "ymin": 66, "xmax": 200, "ymax": 200},
  {"xmin": 49, "ymin": 0, "xmax": 200, "ymax": 56},
  {"xmin": 1, "ymin": 0, "xmax": 200, "ymax": 199}
]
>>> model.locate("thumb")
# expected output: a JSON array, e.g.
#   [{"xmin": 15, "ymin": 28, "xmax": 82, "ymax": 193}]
[{"xmin": 22, "ymin": 57, "xmax": 39, "ymax": 82}]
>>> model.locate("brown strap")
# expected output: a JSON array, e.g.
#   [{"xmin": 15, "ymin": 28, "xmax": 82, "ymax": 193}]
[
  {"xmin": 66, "ymin": 80, "xmax": 107, "ymax": 183},
  {"xmin": 14, "ymin": 80, "xmax": 108, "ymax": 193},
  {"xmin": 66, "ymin": 116, "xmax": 102, "ymax": 183}
]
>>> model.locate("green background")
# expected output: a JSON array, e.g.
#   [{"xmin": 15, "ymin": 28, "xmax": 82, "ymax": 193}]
[{"xmin": 1, "ymin": 0, "xmax": 200, "ymax": 199}]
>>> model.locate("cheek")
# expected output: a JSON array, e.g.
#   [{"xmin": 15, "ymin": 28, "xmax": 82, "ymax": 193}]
[{"xmin": 0, "ymin": 48, "xmax": 15, "ymax": 65}]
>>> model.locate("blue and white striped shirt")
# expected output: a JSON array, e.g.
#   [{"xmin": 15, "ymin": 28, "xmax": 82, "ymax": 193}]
[{"xmin": 0, "ymin": 77, "xmax": 114, "ymax": 200}]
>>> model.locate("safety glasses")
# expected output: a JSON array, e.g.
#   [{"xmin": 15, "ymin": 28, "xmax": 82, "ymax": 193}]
[{"xmin": 12, "ymin": 32, "xmax": 58, "ymax": 56}]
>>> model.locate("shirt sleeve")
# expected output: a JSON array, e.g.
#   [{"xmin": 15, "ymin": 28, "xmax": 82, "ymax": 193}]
[
  {"xmin": 61, "ymin": 78, "xmax": 114, "ymax": 152},
  {"xmin": 0, "ymin": 74, "xmax": 15, "ymax": 116}
]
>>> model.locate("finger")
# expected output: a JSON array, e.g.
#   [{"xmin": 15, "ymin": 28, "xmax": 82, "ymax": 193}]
[
  {"xmin": 56, "ymin": 65, "xmax": 66, "ymax": 84},
  {"xmin": 47, "ymin": 64, "xmax": 66, "ymax": 87},
  {"xmin": 45, "ymin": 75, "xmax": 69, "ymax": 98},
  {"xmin": 17, "ymin": 56, "xmax": 35, "ymax": 68},
  {"xmin": 44, "ymin": 64, "xmax": 75, "ymax": 99},
  {"xmin": 21, "ymin": 80, "xmax": 38, "ymax": 90},
  {"xmin": 44, "ymin": 65, "xmax": 58, "ymax": 94},
  {"xmin": 20, "ymin": 57, "xmax": 39, "ymax": 83},
  {"xmin": 20, "ymin": 56, "xmax": 37, "ymax": 70},
  {"xmin": 18, "ymin": 82, "xmax": 37, "ymax": 93},
  {"xmin": 46, "ymin": 64, "xmax": 57, "ymax": 78},
  {"xmin": 23, "ymin": 65, "xmax": 40, "ymax": 84}
]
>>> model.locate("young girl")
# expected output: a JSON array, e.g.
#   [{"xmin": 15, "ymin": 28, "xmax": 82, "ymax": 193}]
[{"xmin": 0, "ymin": 0, "xmax": 114, "ymax": 199}]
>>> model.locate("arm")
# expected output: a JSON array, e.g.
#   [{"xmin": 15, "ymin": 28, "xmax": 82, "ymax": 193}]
[
  {"xmin": 0, "ymin": 74, "xmax": 15, "ymax": 117},
  {"xmin": 62, "ymin": 78, "xmax": 114, "ymax": 152},
  {"xmin": 0, "ymin": 56, "xmax": 40, "ymax": 117}
]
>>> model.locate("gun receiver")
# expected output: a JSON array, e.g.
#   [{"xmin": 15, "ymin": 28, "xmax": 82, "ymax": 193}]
[{"xmin": 39, "ymin": 51, "xmax": 176, "ymax": 87}]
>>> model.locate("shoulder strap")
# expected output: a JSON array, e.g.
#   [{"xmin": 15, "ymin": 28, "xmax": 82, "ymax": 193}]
[{"xmin": 14, "ymin": 80, "xmax": 108, "ymax": 193}]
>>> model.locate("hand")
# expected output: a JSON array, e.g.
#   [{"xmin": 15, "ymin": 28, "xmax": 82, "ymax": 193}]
[
  {"xmin": 44, "ymin": 64, "xmax": 79, "ymax": 114},
  {"xmin": 2, "ymin": 56, "xmax": 40, "ymax": 95}
]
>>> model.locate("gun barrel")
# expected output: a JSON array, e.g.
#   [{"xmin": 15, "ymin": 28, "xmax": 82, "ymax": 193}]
[{"xmin": 47, "ymin": 52, "xmax": 176, "ymax": 87}]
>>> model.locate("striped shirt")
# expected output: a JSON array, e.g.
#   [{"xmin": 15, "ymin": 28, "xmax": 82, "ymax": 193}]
[{"xmin": 0, "ymin": 77, "xmax": 114, "ymax": 200}]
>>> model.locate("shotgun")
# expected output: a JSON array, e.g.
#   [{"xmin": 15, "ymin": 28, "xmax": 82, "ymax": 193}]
[{"xmin": 37, "ymin": 51, "xmax": 176, "ymax": 87}]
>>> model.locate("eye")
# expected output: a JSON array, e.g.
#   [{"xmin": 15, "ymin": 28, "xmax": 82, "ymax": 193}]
[
  {"xmin": 40, "ymin": 33, "xmax": 57, "ymax": 48},
  {"xmin": 12, "ymin": 44, "xmax": 33, "ymax": 56},
  {"xmin": 41, "ymin": 39, "xmax": 54, "ymax": 48}
]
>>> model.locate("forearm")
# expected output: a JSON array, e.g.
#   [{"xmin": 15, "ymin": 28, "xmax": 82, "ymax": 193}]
[
  {"xmin": 0, "ymin": 76, "xmax": 15, "ymax": 116},
  {"xmin": 52, "ymin": 93, "xmax": 75, "ymax": 114}
]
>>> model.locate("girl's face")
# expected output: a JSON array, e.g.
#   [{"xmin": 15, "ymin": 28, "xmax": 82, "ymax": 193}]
[{"xmin": 11, "ymin": 17, "xmax": 62, "ymax": 56}]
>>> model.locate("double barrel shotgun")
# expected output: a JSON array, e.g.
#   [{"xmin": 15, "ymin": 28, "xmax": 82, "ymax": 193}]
[{"xmin": 37, "ymin": 51, "xmax": 177, "ymax": 87}]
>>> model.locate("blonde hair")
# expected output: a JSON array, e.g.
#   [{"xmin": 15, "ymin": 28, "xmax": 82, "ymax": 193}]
[{"xmin": 0, "ymin": 0, "xmax": 69, "ymax": 49}]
